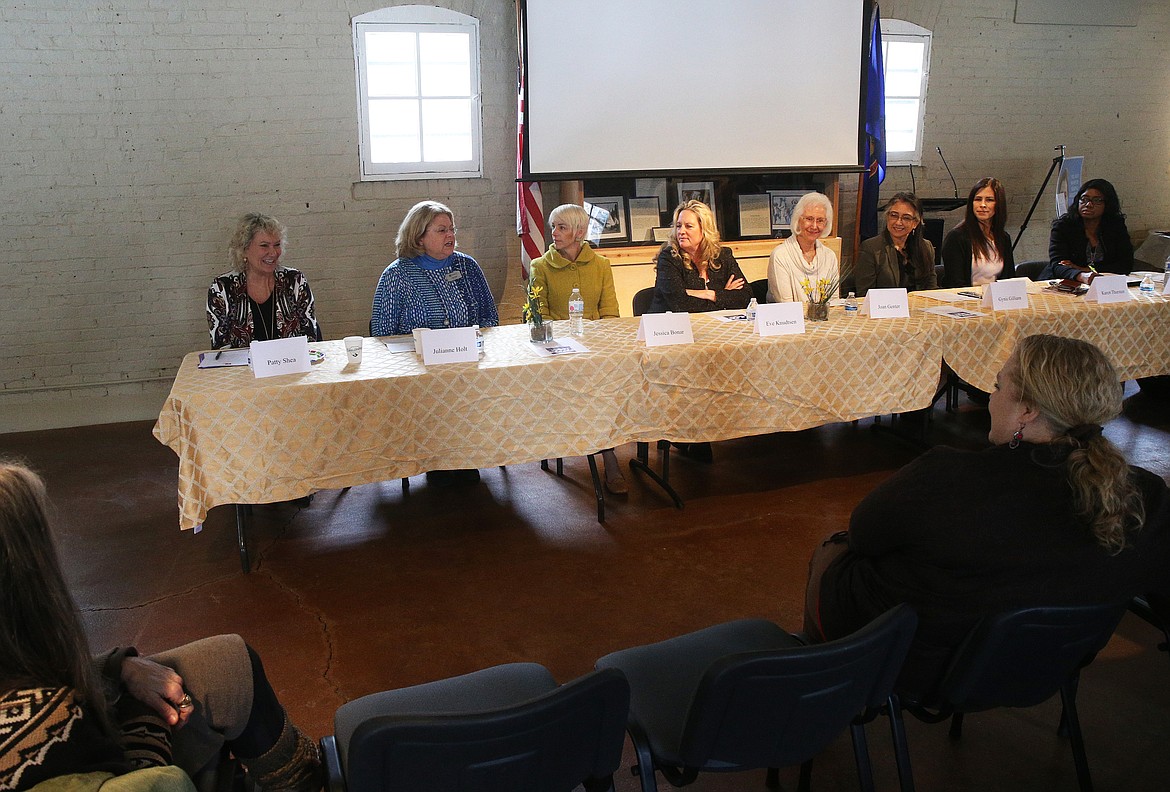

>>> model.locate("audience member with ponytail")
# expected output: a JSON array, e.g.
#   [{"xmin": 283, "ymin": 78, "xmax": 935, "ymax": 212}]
[
  {"xmin": 0, "ymin": 462, "xmax": 323, "ymax": 792},
  {"xmin": 802, "ymin": 334, "xmax": 1170, "ymax": 697}
]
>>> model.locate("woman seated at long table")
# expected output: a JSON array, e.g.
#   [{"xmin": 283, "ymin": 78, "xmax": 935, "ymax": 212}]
[
  {"xmin": 648, "ymin": 200, "xmax": 751, "ymax": 313},
  {"xmin": 207, "ymin": 213, "xmax": 321, "ymax": 350},
  {"xmin": 1042, "ymin": 178, "xmax": 1134, "ymax": 283},
  {"xmin": 767, "ymin": 192, "xmax": 841, "ymax": 303}
]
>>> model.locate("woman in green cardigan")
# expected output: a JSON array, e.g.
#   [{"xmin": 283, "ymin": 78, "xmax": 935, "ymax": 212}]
[
  {"xmin": 529, "ymin": 204, "xmax": 626, "ymax": 494},
  {"xmin": 530, "ymin": 204, "xmax": 619, "ymax": 320}
]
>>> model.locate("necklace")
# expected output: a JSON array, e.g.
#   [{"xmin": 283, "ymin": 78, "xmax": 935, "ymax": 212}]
[
  {"xmin": 257, "ymin": 294, "xmax": 275, "ymax": 339},
  {"xmin": 245, "ymin": 270, "xmax": 276, "ymax": 339}
]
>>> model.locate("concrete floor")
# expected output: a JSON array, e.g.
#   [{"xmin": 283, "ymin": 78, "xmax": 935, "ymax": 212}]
[{"xmin": 3, "ymin": 389, "xmax": 1168, "ymax": 791}]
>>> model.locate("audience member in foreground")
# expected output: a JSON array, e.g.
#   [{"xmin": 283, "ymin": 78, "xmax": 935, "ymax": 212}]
[
  {"xmin": 371, "ymin": 200, "xmax": 498, "ymax": 336},
  {"xmin": 649, "ymin": 200, "xmax": 751, "ymax": 313},
  {"xmin": 855, "ymin": 192, "xmax": 937, "ymax": 296},
  {"xmin": 767, "ymin": 192, "xmax": 841, "ymax": 303},
  {"xmin": 804, "ymin": 334, "xmax": 1169, "ymax": 697},
  {"xmin": 207, "ymin": 213, "xmax": 320, "ymax": 349},
  {"xmin": 530, "ymin": 203, "xmax": 626, "ymax": 494},
  {"xmin": 941, "ymin": 177, "xmax": 1016, "ymax": 287},
  {"xmin": 0, "ymin": 462, "xmax": 323, "ymax": 792},
  {"xmin": 1042, "ymin": 178, "xmax": 1134, "ymax": 283}
]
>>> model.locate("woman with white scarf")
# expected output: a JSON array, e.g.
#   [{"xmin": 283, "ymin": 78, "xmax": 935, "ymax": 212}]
[{"xmin": 767, "ymin": 192, "xmax": 840, "ymax": 303}]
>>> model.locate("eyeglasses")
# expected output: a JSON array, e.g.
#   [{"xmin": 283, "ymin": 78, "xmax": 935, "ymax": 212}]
[
  {"xmin": 886, "ymin": 211, "xmax": 919, "ymax": 224},
  {"xmin": 428, "ymin": 226, "xmax": 458, "ymax": 235},
  {"xmin": 1078, "ymin": 196, "xmax": 1105, "ymax": 206}
]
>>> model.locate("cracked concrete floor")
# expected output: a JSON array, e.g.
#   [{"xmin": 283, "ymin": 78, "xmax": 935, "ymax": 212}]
[{"xmin": 4, "ymin": 387, "xmax": 1169, "ymax": 791}]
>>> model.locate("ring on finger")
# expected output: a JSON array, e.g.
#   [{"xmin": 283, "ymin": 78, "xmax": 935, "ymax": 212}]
[{"xmin": 178, "ymin": 693, "xmax": 193, "ymax": 709}]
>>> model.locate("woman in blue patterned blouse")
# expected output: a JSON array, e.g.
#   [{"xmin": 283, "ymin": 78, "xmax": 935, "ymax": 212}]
[{"xmin": 371, "ymin": 201, "xmax": 499, "ymax": 336}]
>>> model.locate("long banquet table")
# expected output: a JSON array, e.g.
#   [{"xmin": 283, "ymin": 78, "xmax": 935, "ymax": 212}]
[{"xmin": 154, "ymin": 287, "xmax": 1170, "ymax": 531}]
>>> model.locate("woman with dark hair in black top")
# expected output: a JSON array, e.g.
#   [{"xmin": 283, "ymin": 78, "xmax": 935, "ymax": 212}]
[
  {"xmin": 941, "ymin": 177, "xmax": 1016, "ymax": 288},
  {"xmin": 1042, "ymin": 178, "xmax": 1133, "ymax": 283}
]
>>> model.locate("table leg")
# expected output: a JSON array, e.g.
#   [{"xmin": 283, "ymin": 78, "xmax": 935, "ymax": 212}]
[
  {"xmin": 586, "ymin": 453, "xmax": 605, "ymax": 523},
  {"xmin": 629, "ymin": 440, "xmax": 684, "ymax": 509},
  {"xmin": 235, "ymin": 505, "xmax": 251, "ymax": 573}
]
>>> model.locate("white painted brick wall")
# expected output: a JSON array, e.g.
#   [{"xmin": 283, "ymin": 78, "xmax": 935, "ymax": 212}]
[
  {"xmin": 847, "ymin": 0, "xmax": 1170, "ymax": 267},
  {"xmin": 0, "ymin": 0, "xmax": 521, "ymax": 431}
]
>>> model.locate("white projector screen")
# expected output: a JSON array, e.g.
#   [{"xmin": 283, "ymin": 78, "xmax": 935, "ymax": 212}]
[{"xmin": 522, "ymin": 0, "xmax": 868, "ymax": 178}]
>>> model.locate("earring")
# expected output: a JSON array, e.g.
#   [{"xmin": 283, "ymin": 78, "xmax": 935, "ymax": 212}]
[{"xmin": 1009, "ymin": 425, "xmax": 1024, "ymax": 449}]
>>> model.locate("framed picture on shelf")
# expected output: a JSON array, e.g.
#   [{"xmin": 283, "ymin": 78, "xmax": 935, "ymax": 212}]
[
  {"xmin": 737, "ymin": 194, "xmax": 771, "ymax": 238},
  {"xmin": 635, "ymin": 178, "xmax": 669, "ymax": 212},
  {"xmin": 768, "ymin": 190, "xmax": 804, "ymax": 233},
  {"xmin": 676, "ymin": 181, "xmax": 717, "ymax": 216},
  {"xmin": 585, "ymin": 196, "xmax": 626, "ymax": 242},
  {"xmin": 627, "ymin": 196, "xmax": 661, "ymax": 243}
]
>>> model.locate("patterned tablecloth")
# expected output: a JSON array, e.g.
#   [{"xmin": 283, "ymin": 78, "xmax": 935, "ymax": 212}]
[{"xmin": 154, "ymin": 289, "xmax": 1170, "ymax": 530}]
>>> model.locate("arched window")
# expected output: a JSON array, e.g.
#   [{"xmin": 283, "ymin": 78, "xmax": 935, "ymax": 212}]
[
  {"xmin": 881, "ymin": 20, "xmax": 932, "ymax": 166},
  {"xmin": 352, "ymin": 6, "xmax": 482, "ymax": 180}
]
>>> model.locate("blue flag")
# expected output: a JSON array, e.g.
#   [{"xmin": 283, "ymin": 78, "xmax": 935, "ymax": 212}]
[{"xmin": 860, "ymin": 3, "xmax": 886, "ymax": 240}]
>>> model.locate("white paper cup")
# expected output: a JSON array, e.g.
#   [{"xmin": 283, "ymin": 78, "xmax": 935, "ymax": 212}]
[
  {"xmin": 343, "ymin": 335, "xmax": 363, "ymax": 364},
  {"xmin": 412, "ymin": 328, "xmax": 425, "ymax": 355}
]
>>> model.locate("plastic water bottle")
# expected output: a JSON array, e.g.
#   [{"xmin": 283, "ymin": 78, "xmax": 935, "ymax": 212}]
[
  {"xmin": 1163, "ymin": 254, "xmax": 1170, "ymax": 289},
  {"xmin": 745, "ymin": 297, "xmax": 758, "ymax": 324},
  {"xmin": 568, "ymin": 288, "xmax": 585, "ymax": 337},
  {"xmin": 845, "ymin": 291, "xmax": 858, "ymax": 316},
  {"xmin": 1139, "ymin": 274, "xmax": 1156, "ymax": 294},
  {"xmin": 474, "ymin": 325, "xmax": 484, "ymax": 358}
]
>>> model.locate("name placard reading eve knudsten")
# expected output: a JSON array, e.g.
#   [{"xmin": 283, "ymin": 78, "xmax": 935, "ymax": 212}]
[
  {"xmin": 861, "ymin": 288, "xmax": 910, "ymax": 318},
  {"xmin": 250, "ymin": 336, "xmax": 310, "ymax": 379},
  {"xmin": 1084, "ymin": 274, "xmax": 1132, "ymax": 304},
  {"xmin": 982, "ymin": 279, "xmax": 1029, "ymax": 311},
  {"xmin": 637, "ymin": 312, "xmax": 694, "ymax": 347},
  {"xmin": 755, "ymin": 301, "xmax": 805, "ymax": 336},
  {"xmin": 420, "ymin": 326, "xmax": 480, "ymax": 365}
]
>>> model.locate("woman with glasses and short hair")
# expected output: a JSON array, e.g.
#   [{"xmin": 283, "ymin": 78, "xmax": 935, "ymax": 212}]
[
  {"xmin": 371, "ymin": 201, "xmax": 498, "ymax": 336},
  {"xmin": 767, "ymin": 192, "xmax": 840, "ymax": 303},
  {"xmin": 855, "ymin": 192, "xmax": 937, "ymax": 296},
  {"xmin": 941, "ymin": 177, "xmax": 1015, "ymax": 288},
  {"xmin": 1041, "ymin": 178, "xmax": 1134, "ymax": 283}
]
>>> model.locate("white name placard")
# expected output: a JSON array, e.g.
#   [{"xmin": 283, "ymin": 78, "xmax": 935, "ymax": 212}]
[
  {"xmin": 861, "ymin": 288, "xmax": 910, "ymax": 318},
  {"xmin": 250, "ymin": 336, "xmax": 311, "ymax": 379},
  {"xmin": 637, "ymin": 312, "xmax": 694, "ymax": 347},
  {"xmin": 1084, "ymin": 274, "xmax": 1131, "ymax": 304},
  {"xmin": 1164, "ymin": 275, "xmax": 1170, "ymax": 296},
  {"xmin": 982, "ymin": 279, "xmax": 1029, "ymax": 311},
  {"xmin": 420, "ymin": 326, "xmax": 479, "ymax": 365},
  {"xmin": 755, "ymin": 301, "xmax": 805, "ymax": 336}
]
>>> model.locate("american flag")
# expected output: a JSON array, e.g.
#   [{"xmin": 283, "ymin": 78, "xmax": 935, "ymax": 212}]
[{"xmin": 517, "ymin": 77, "xmax": 544, "ymax": 281}]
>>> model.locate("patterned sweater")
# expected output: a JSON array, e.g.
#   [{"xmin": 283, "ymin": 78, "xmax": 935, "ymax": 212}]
[
  {"xmin": 0, "ymin": 687, "xmax": 126, "ymax": 791},
  {"xmin": 206, "ymin": 267, "xmax": 320, "ymax": 350},
  {"xmin": 370, "ymin": 252, "xmax": 498, "ymax": 336}
]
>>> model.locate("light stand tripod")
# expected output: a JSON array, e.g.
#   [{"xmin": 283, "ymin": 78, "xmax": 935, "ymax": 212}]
[{"xmin": 1012, "ymin": 145, "xmax": 1065, "ymax": 252}]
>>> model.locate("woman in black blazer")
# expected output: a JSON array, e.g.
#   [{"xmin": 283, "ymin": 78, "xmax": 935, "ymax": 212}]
[
  {"xmin": 855, "ymin": 192, "xmax": 937, "ymax": 296},
  {"xmin": 1042, "ymin": 178, "xmax": 1133, "ymax": 283}
]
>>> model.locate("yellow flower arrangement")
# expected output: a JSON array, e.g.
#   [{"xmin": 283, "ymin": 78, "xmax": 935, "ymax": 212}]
[
  {"xmin": 800, "ymin": 274, "xmax": 842, "ymax": 306},
  {"xmin": 800, "ymin": 272, "xmax": 843, "ymax": 321},
  {"xmin": 522, "ymin": 279, "xmax": 545, "ymax": 327}
]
